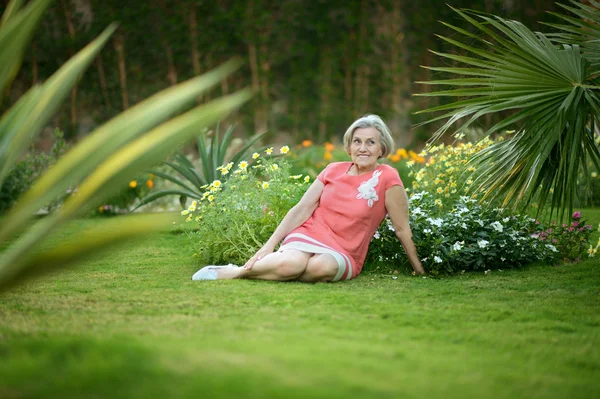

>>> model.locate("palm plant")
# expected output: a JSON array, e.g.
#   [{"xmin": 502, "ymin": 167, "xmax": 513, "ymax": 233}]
[
  {"xmin": 0, "ymin": 0, "xmax": 251, "ymax": 291},
  {"xmin": 414, "ymin": 1, "xmax": 600, "ymax": 221},
  {"xmin": 136, "ymin": 124, "xmax": 267, "ymax": 210}
]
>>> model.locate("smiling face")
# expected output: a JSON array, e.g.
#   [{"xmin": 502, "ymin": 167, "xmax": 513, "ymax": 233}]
[{"xmin": 348, "ymin": 127, "xmax": 383, "ymax": 172}]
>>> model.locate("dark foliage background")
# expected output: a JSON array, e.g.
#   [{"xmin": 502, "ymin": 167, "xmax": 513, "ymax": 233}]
[{"xmin": 1, "ymin": 0, "xmax": 559, "ymax": 147}]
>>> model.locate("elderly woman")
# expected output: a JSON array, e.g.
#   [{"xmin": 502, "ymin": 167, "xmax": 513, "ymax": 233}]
[{"xmin": 192, "ymin": 114, "xmax": 425, "ymax": 281}]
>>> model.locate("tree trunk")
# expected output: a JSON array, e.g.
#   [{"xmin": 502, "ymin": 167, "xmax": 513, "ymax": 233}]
[
  {"xmin": 32, "ymin": 42, "xmax": 38, "ymax": 85},
  {"xmin": 62, "ymin": 0, "xmax": 78, "ymax": 127},
  {"xmin": 248, "ymin": 42, "xmax": 261, "ymax": 132},
  {"xmin": 113, "ymin": 33, "xmax": 129, "ymax": 110},
  {"xmin": 188, "ymin": 6, "xmax": 202, "ymax": 103},
  {"xmin": 318, "ymin": 48, "xmax": 332, "ymax": 142},
  {"xmin": 95, "ymin": 55, "xmax": 110, "ymax": 108}
]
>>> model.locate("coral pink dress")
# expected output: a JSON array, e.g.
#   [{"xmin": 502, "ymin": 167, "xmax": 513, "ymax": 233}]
[{"xmin": 279, "ymin": 162, "xmax": 403, "ymax": 281}]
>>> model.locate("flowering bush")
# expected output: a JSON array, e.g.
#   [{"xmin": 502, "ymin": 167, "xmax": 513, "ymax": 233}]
[
  {"xmin": 183, "ymin": 146, "xmax": 310, "ymax": 266},
  {"xmin": 365, "ymin": 192, "xmax": 559, "ymax": 275},
  {"xmin": 535, "ymin": 212, "xmax": 595, "ymax": 262},
  {"xmin": 408, "ymin": 135, "xmax": 507, "ymax": 209}
]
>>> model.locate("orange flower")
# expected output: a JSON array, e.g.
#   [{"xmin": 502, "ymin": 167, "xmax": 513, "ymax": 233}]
[
  {"xmin": 396, "ymin": 148, "xmax": 408, "ymax": 159},
  {"xmin": 324, "ymin": 151, "xmax": 332, "ymax": 161},
  {"xmin": 129, "ymin": 180, "xmax": 137, "ymax": 189},
  {"xmin": 390, "ymin": 154, "xmax": 401, "ymax": 162},
  {"xmin": 325, "ymin": 142, "xmax": 334, "ymax": 152},
  {"xmin": 302, "ymin": 140, "xmax": 313, "ymax": 147},
  {"xmin": 146, "ymin": 179, "xmax": 154, "ymax": 189}
]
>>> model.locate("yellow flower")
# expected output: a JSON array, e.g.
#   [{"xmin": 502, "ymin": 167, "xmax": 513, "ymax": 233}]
[
  {"xmin": 280, "ymin": 145, "xmax": 290, "ymax": 154},
  {"xmin": 252, "ymin": 152, "xmax": 260, "ymax": 159},
  {"xmin": 592, "ymin": 172, "xmax": 598, "ymax": 178},
  {"xmin": 304, "ymin": 175, "xmax": 310, "ymax": 183},
  {"xmin": 262, "ymin": 182, "xmax": 270, "ymax": 189},
  {"xmin": 407, "ymin": 160, "xmax": 415, "ymax": 167},
  {"xmin": 266, "ymin": 147, "xmax": 273, "ymax": 155},
  {"xmin": 239, "ymin": 161, "xmax": 248, "ymax": 170},
  {"xmin": 146, "ymin": 179, "xmax": 154, "ymax": 189},
  {"xmin": 202, "ymin": 192, "xmax": 209, "ymax": 200},
  {"xmin": 436, "ymin": 187, "xmax": 443, "ymax": 194},
  {"xmin": 181, "ymin": 210, "xmax": 190, "ymax": 216},
  {"xmin": 271, "ymin": 164, "xmax": 279, "ymax": 171},
  {"xmin": 226, "ymin": 162, "xmax": 234, "ymax": 170},
  {"xmin": 186, "ymin": 215, "xmax": 192, "ymax": 222},
  {"xmin": 324, "ymin": 151, "xmax": 332, "ymax": 161},
  {"xmin": 201, "ymin": 184, "xmax": 208, "ymax": 189},
  {"xmin": 129, "ymin": 180, "xmax": 137, "ymax": 188},
  {"xmin": 195, "ymin": 216, "xmax": 202, "ymax": 222},
  {"xmin": 211, "ymin": 180, "xmax": 222, "ymax": 188},
  {"xmin": 291, "ymin": 174, "xmax": 302, "ymax": 179},
  {"xmin": 208, "ymin": 195, "xmax": 214, "ymax": 202},
  {"xmin": 325, "ymin": 142, "xmax": 334, "ymax": 152},
  {"xmin": 434, "ymin": 199, "xmax": 443, "ymax": 207},
  {"xmin": 220, "ymin": 169, "xmax": 229, "ymax": 175}
]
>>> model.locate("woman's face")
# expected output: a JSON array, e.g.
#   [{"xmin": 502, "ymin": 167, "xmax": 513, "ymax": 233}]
[{"xmin": 348, "ymin": 127, "xmax": 383, "ymax": 170}]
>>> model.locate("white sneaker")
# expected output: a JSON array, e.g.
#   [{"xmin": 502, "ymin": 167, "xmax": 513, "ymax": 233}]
[{"xmin": 191, "ymin": 264, "xmax": 238, "ymax": 281}]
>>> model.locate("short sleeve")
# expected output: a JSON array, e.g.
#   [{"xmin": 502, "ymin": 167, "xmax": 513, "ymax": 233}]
[
  {"xmin": 383, "ymin": 165, "xmax": 404, "ymax": 191},
  {"xmin": 317, "ymin": 163, "xmax": 332, "ymax": 183}
]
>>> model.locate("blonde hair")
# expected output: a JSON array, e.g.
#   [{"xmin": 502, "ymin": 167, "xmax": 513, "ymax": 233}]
[{"xmin": 342, "ymin": 114, "xmax": 395, "ymax": 158}]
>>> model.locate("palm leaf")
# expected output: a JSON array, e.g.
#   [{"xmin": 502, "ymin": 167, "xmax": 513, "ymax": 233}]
[
  {"xmin": 0, "ymin": 58, "xmax": 243, "ymax": 243},
  {"xmin": 0, "ymin": 89, "xmax": 252, "ymax": 281},
  {"xmin": 416, "ymin": 6, "xmax": 600, "ymax": 220}
]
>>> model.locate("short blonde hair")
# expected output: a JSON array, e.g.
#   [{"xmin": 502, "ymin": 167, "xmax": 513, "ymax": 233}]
[{"xmin": 343, "ymin": 114, "xmax": 395, "ymax": 158}]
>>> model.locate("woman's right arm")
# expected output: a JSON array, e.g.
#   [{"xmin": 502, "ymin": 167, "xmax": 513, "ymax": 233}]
[{"xmin": 243, "ymin": 179, "xmax": 324, "ymax": 269}]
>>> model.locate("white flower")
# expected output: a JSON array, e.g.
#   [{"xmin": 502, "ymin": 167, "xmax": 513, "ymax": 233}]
[
  {"xmin": 427, "ymin": 217, "xmax": 443, "ymax": 227},
  {"xmin": 502, "ymin": 217, "xmax": 510, "ymax": 223},
  {"xmin": 452, "ymin": 241, "xmax": 464, "ymax": 251},
  {"xmin": 373, "ymin": 231, "xmax": 381, "ymax": 239},
  {"xmin": 491, "ymin": 221, "xmax": 504, "ymax": 232},
  {"xmin": 412, "ymin": 207, "xmax": 424, "ymax": 216},
  {"xmin": 484, "ymin": 269, "xmax": 491, "ymax": 275},
  {"xmin": 477, "ymin": 239, "xmax": 489, "ymax": 249},
  {"xmin": 423, "ymin": 228, "xmax": 432, "ymax": 234},
  {"xmin": 501, "ymin": 257, "xmax": 506, "ymax": 262},
  {"xmin": 545, "ymin": 244, "xmax": 559, "ymax": 253},
  {"xmin": 434, "ymin": 256, "xmax": 443, "ymax": 263},
  {"xmin": 475, "ymin": 219, "xmax": 485, "ymax": 227}
]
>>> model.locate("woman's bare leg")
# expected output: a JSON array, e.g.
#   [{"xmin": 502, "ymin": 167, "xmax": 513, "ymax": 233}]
[
  {"xmin": 296, "ymin": 253, "xmax": 339, "ymax": 282},
  {"xmin": 216, "ymin": 250, "xmax": 311, "ymax": 281}
]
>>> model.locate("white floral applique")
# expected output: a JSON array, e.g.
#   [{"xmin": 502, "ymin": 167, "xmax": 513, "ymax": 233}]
[{"xmin": 356, "ymin": 170, "xmax": 382, "ymax": 207}]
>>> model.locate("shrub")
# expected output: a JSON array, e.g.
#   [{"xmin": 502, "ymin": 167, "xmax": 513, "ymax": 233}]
[
  {"xmin": 536, "ymin": 212, "xmax": 595, "ymax": 262},
  {"xmin": 365, "ymin": 192, "xmax": 558, "ymax": 275},
  {"xmin": 183, "ymin": 145, "xmax": 310, "ymax": 266},
  {"xmin": 0, "ymin": 129, "xmax": 69, "ymax": 215}
]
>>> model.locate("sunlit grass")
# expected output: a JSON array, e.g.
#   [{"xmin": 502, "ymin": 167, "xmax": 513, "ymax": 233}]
[{"xmin": 1, "ymin": 217, "xmax": 599, "ymax": 399}]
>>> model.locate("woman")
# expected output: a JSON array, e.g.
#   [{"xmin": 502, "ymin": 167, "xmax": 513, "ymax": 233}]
[{"xmin": 192, "ymin": 114, "xmax": 425, "ymax": 281}]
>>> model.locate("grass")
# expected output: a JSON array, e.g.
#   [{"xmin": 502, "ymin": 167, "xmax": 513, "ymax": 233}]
[{"xmin": 1, "ymin": 211, "xmax": 600, "ymax": 399}]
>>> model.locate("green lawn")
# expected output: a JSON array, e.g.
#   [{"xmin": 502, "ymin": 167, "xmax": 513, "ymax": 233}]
[{"xmin": 1, "ymin": 213, "xmax": 600, "ymax": 399}]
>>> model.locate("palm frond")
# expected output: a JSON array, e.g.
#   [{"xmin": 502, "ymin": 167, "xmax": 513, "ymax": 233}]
[{"xmin": 417, "ymin": 5, "xmax": 600, "ymax": 219}]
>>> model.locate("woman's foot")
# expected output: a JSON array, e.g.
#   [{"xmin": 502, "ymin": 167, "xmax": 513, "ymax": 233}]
[{"xmin": 191, "ymin": 264, "xmax": 241, "ymax": 280}]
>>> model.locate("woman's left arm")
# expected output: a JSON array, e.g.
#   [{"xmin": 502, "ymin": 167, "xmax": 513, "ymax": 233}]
[{"xmin": 385, "ymin": 185, "xmax": 426, "ymax": 275}]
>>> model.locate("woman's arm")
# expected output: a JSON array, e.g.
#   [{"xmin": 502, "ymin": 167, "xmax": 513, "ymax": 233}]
[
  {"xmin": 385, "ymin": 185, "xmax": 426, "ymax": 275},
  {"xmin": 244, "ymin": 179, "xmax": 324, "ymax": 269}
]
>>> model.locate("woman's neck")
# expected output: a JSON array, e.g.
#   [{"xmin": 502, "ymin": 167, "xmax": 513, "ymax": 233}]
[{"xmin": 349, "ymin": 162, "xmax": 378, "ymax": 176}]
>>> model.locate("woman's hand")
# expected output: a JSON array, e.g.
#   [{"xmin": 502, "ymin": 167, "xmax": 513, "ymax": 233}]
[{"xmin": 243, "ymin": 245, "xmax": 275, "ymax": 270}]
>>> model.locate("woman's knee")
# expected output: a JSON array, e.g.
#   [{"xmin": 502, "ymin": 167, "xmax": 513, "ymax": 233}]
[
  {"xmin": 273, "ymin": 251, "xmax": 309, "ymax": 278},
  {"xmin": 303, "ymin": 255, "xmax": 339, "ymax": 282}
]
